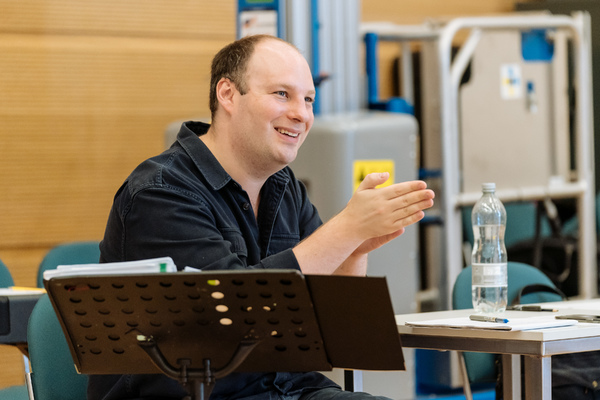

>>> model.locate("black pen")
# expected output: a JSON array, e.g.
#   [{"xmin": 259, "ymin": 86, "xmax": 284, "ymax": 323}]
[
  {"xmin": 507, "ymin": 305, "xmax": 558, "ymax": 312},
  {"xmin": 469, "ymin": 315, "xmax": 509, "ymax": 323}
]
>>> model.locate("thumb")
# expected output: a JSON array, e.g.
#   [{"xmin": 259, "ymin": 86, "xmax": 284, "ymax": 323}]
[{"xmin": 357, "ymin": 172, "xmax": 390, "ymax": 191}]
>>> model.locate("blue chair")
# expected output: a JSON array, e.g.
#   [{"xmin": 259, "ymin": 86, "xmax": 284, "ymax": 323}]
[
  {"xmin": 27, "ymin": 294, "xmax": 88, "ymax": 400},
  {"xmin": 561, "ymin": 192, "xmax": 600, "ymax": 236},
  {"xmin": 462, "ymin": 202, "xmax": 552, "ymax": 249},
  {"xmin": 37, "ymin": 241, "xmax": 100, "ymax": 288},
  {"xmin": 0, "ymin": 259, "xmax": 14, "ymax": 287},
  {"xmin": 0, "ymin": 258, "xmax": 29, "ymax": 399},
  {"xmin": 27, "ymin": 242, "xmax": 99, "ymax": 399},
  {"xmin": 452, "ymin": 262, "xmax": 565, "ymax": 397},
  {"xmin": 0, "ymin": 385, "xmax": 28, "ymax": 399}
]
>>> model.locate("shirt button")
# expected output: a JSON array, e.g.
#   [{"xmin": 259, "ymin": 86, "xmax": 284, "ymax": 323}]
[{"xmin": 242, "ymin": 202, "xmax": 250, "ymax": 211}]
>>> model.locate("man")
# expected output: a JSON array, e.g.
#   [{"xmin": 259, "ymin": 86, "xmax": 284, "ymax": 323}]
[{"xmin": 89, "ymin": 34, "xmax": 434, "ymax": 400}]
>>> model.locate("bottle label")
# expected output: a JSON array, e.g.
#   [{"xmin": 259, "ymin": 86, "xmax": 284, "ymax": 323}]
[{"xmin": 472, "ymin": 263, "xmax": 507, "ymax": 286}]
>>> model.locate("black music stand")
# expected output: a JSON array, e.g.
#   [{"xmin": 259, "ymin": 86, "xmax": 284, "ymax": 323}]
[{"xmin": 44, "ymin": 269, "xmax": 404, "ymax": 400}]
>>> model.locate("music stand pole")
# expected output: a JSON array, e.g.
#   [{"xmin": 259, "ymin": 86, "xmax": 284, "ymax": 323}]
[{"xmin": 136, "ymin": 332, "xmax": 260, "ymax": 400}]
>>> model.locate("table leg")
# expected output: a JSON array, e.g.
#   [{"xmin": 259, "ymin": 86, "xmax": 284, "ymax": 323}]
[
  {"xmin": 502, "ymin": 354, "xmax": 521, "ymax": 400},
  {"xmin": 523, "ymin": 356, "xmax": 551, "ymax": 400},
  {"xmin": 457, "ymin": 352, "xmax": 473, "ymax": 400}
]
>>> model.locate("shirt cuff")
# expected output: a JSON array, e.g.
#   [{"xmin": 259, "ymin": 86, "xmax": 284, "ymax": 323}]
[{"xmin": 260, "ymin": 248, "xmax": 301, "ymax": 272}]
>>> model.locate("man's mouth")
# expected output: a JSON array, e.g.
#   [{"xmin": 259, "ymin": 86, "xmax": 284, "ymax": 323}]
[{"xmin": 276, "ymin": 128, "xmax": 299, "ymax": 138}]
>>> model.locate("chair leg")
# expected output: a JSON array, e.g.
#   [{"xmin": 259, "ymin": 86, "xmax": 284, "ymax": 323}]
[
  {"xmin": 457, "ymin": 351, "xmax": 473, "ymax": 400},
  {"xmin": 23, "ymin": 355, "xmax": 34, "ymax": 400},
  {"xmin": 26, "ymin": 374, "xmax": 34, "ymax": 400}
]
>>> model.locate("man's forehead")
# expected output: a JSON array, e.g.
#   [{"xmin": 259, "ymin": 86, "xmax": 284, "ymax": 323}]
[
  {"xmin": 247, "ymin": 40, "xmax": 314, "ymax": 89},
  {"xmin": 252, "ymin": 38, "xmax": 300, "ymax": 60}
]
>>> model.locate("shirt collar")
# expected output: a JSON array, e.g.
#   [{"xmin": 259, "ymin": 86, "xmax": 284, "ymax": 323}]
[
  {"xmin": 176, "ymin": 121, "xmax": 232, "ymax": 191},
  {"xmin": 176, "ymin": 120, "xmax": 290, "ymax": 191}
]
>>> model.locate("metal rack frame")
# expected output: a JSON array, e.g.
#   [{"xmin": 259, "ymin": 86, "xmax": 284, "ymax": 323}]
[{"xmin": 363, "ymin": 12, "xmax": 596, "ymax": 308}]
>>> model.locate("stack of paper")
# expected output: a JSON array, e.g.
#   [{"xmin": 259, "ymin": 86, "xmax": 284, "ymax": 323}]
[
  {"xmin": 405, "ymin": 315, "xmax": 579, "ymax": 331},
  {"xmin": 0, "ymin": 287, "xmax": 46, "ymax": 296},
  {"xmin": 42, "ymin": 257, "xmax": 177, "ymax": 281}
]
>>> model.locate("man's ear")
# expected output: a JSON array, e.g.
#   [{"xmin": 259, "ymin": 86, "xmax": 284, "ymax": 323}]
[{"xmin": 216, "ymin": 78, "xmax": 236, "ymax": 114}]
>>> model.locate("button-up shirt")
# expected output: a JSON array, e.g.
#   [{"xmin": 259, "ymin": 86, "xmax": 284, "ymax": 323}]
[{"xmin": 88, "ymin": 121, "xmax": 338, "ymax": 400}]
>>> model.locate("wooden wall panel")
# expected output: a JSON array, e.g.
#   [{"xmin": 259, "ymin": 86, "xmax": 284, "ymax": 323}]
[
  {"xmin": 0, "ymin": 348, "xmax": 25, "ymax": 390},
  {"xmin": 0, "ymin": 0, "xmax": 235, "ymax": 389},
  {"xmin": 1, "ymin": 0, "xmax": 235, "ymax": 38},
  {"xmin": 362, "ymin": 0, "xmax": 518, "ymax": 25},
  {"xmin": 0, "ymin": 35, "xmax": 226, "ymax": 247}
]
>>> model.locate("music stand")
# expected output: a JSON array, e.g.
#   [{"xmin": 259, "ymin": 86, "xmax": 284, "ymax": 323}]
[{"xmin": 44, "ymin": 269, "xmax": 404, "ymax": 400}]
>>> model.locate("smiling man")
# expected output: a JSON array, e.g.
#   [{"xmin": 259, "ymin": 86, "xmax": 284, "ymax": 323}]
[{"xmin": 89, "ymin": 35, "xmax": 434, "ymax": 400}]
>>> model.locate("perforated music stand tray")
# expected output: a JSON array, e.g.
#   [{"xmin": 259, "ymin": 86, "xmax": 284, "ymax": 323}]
[{"xmin": 44, "ymin": 269, "xmax": 404, "ymax": 400}]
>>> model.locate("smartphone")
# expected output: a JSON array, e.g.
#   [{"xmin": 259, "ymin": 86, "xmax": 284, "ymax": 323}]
[{"xmin": 556, "ymin": 314, "xmax": 600, "ymax": 323}]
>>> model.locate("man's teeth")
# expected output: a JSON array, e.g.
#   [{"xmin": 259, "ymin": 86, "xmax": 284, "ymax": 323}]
[{"xmin": 276, "ymin": 128, "xmax": 299, "ymax": 138}]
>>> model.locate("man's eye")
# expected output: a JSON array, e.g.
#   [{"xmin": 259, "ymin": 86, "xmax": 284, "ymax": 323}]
[
  {"xmin": 305, "ymin": 97, "xmax": 315, "ymax": 104},
  {"xmin": 275, "ymin": 91, "xmax": 287, "ymax": 97}
]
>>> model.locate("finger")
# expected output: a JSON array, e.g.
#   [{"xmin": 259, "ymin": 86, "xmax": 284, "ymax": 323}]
[
  {"xmin": 380, "ymin": 180, "xmax": 430, "ymax": 199},
  {"xmin": 387, "ymin": 189, "xmax": 435, "ymax": 211},
  {"xmin": 394, "ymin": 210, "xmax": 426, "ymax": 228},
  {"xmin": 386, "ymin": 228, "xmax": 405, "ymax": 241},
  {"xmin": 391, "ymin": 197, "xmax": 434, "ymax": 226},
  {"xmin": 356, "ymin": 172, "xmax": 390, "ymax": 191},
  {"xmin": 398, "ymin": 197, "xmax": 435, "ymax": 215}
]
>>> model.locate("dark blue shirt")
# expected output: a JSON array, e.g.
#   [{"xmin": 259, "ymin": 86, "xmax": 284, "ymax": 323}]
[{"xmin": 88, "ymin": 121, "xmax": 339, "ymax": 400}]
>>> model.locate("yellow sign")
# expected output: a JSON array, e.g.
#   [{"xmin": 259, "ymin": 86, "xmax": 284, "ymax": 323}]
[{"xmin": 353, "ymin": 160, "xmax": 395, "ymax": 192}]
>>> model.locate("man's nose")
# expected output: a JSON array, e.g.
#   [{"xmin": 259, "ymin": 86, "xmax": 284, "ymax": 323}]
[{"xmin": 288, "ymin": 98, "xmax": 312, "ymax": 123}]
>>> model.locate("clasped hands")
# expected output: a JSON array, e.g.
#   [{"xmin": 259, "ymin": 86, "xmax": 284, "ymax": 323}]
[{"xmin": 342, "ymin": 172, "xmax": 435, "ymax": 255}]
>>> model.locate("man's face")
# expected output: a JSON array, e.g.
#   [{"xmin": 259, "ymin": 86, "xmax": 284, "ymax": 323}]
[{"xmin": 228, "ymin": 39, "xmax": 316, "ymax": 175}]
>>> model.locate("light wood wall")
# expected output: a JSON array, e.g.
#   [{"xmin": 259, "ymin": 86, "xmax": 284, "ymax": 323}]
[
  {"xmin": 0, "ymin": 0, "xmax": 236, "ymax": 389},
  {"xmin": 1, "ymin": 0, "xmax": 236, "ymax": 282},
  {"xmin": 0, "ymin": 0, "xmax": 530, "ymax": 390}
]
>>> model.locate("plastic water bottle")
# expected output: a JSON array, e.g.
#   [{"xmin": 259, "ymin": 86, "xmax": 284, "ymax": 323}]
[{"xmin": 471, "ymin": 182, "xmax": 508, "ymax": 313}]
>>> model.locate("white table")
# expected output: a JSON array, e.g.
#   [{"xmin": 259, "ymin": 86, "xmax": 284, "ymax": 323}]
[{"xmin": 396, "ymin": 300, "xmax": 600, "ymax": 400}]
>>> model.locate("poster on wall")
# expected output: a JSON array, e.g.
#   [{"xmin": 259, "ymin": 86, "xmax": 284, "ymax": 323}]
[{"xmin": 239, "ymin": 10, "xmax": 278, "ymax": 37}]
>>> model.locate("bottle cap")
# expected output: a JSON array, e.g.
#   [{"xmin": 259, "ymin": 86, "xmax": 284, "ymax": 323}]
[{"xmin": 482, "ymin": 182, "xmax": 496, "ymax": 192}]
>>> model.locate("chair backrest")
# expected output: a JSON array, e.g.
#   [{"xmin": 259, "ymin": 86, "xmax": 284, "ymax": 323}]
[
  {"xmin": 0, "ymin": 258, "xmax": 15, "ymax": 288},
  {"xmin": 27, "ymin": 294, "xmax": 88, "ymax": 400},
  {"xmin": 37, "ymin": 241, "xmax": 100, "ymax": 287},
  {"xmin": 462, "ymin": 202, "xmax": 552, "ymax": 249},
  {"xmin": 452, "ymin": 262, "xmax": 565, "ymax": 384}
]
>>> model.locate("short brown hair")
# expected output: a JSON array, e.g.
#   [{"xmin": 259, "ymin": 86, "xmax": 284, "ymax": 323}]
[{"xmin": 209, "ymin": 35, "xmax": 292, "ymax": 119}]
